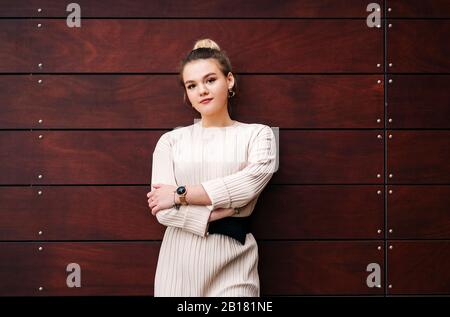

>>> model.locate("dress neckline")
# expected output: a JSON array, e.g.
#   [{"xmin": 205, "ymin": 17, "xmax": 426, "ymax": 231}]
[{"xmin": 196, "ymin": 120, "xmax": 240, "ymax": 129}]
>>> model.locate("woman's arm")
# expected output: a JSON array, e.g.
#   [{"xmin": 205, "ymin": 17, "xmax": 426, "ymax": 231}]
[
  {"xmin": 150, "ymin": 125, "xmax": 275, "ymax": 232},
  {"xmin": 182, "ymin": 184, "xmax": 212, "ymax": 206},
  {"xmin": 150, "ymin": 132, "xmax": 212, "ymax": 237},
  {"xmin": 208, "ymin": 207, "xmax": 236, "ymax": 222},
  {"xmin": 187, "ymin": 125, "xmax": 277, "ymax": 210}
]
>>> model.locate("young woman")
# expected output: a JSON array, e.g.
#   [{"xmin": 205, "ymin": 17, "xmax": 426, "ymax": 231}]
[{"xmin": 147, "ymin": 38, "xmax": 277, "ymax": 296}]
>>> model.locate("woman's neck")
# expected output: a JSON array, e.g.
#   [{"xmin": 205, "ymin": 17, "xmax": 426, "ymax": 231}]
[{"xmin": 200, "ymin": 114, "xmax": 234, "ymax": 128}]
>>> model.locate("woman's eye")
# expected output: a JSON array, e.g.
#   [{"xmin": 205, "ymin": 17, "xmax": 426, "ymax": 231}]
[{"xmin": 186, "ymin": 78, "xmax": 215, "ymax": 90}]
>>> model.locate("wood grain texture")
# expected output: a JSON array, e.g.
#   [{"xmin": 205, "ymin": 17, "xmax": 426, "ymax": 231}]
[
  {"xmin": 0, "ymin": 241, "xmax": 385, "ymax": 296},
  {"xmin": 0, "ymin": 185, "xmax": 384, "ymax": 240},
  {"xmin": 274, "ymin": 131, "xmax": 384, "ymax": 184},
  {"xmin": 252, "ymin": 185, "xmax": 384, "ymax": 239},
  {"xmin": 387, "ymin": 186, "xmax": 450, "ymax": 239},
  {"xmin": 259, "ymin": 241, "xmax": 384, "ymax": 295},
  {"xmin": 388, "ymin": 75, "xmax": 450, "ymax": 128},
  {"xmin": 0, "ymin": 19, "xmax": 383, "ymax": 73},
  {"xmin": 388, "ymin": 21, "xmax": 450, "ymax": 73},
  {"xmin": 0, "ymin": 130, "xmax": 384, "ymax": 185},
  {"xmin": 0, "ymin": 186, "xmax": 164, "ymax": 240},
  {"xmin": 0, "ymin": 242, "xmax": 159, "ymax": 296},
  {"xmin": 387, "ymin": 0, "xmax": 450, "ymax": 18},
  {"xmin": 387, "ymin": 131, "xmax": 450, "ymax": 184},
  {"xmin": 387, "ymin": 241, "xmax": 450, "ymax": 294},
  {"xmin": 0, "ymin": 0, "xmax": 382, "ymax": 18},
  {"xmin": 0, "ymin": 75, "xmax": 383, "ymax": 129},
  {"xmin": 0, "ymin": 131, "xmax": 160, "ymax": 184}
]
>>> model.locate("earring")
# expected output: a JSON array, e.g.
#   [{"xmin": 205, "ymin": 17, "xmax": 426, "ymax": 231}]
[{"xmin": 228, "ymin": 89, "xmax": 235, "ymax": 98}]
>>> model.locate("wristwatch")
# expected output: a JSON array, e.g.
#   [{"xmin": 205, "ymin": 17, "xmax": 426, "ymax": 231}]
[{"xmin": 176, "ymin": 185, "xmax": 188, "ymax": 206}]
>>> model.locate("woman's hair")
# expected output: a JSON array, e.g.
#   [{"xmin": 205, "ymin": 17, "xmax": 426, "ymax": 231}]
[{"xmin": 178, "ymin": 38, "xmax": 237, "ymax": 116}]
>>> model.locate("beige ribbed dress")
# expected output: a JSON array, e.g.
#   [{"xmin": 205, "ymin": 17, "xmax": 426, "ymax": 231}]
[{"xmin": 151, "ymin": 119, "xmax": 277, "ymax": 297}]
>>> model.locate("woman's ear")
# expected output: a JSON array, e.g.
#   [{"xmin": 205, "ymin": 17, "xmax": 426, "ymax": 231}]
[{"xmin": 227, "ymin": 72, "xmax": 235, "ymax": 89}]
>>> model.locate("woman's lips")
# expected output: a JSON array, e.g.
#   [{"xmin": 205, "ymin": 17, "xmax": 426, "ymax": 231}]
[{"xmin": 200, "ymin": 98, "xmax": 213, "ymax": 104}]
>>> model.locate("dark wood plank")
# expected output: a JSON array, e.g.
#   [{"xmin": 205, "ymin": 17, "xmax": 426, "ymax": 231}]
[
  {"xmin": 0, "ymin": 187, "xmax": 41, "ymax": 239},
  {"xmin": 0, "ymin": 130, "xmax": 384, "ymax": 185},
  {"xmin": 0, "ymin": 0, "xmax": 383, "ymax": 18},
  {"xmin": 0, "ymin": 20, "xmax": 383, "ymax": 73},
  {"xmin": 0, "ymin": 75, "xmax": 384, "ymax": 129},
  {"xmin": 234, "ymin": 75, "xmax": 384, "ymax": 129},
  {"xmin": 0, "ymin": 185, "xmax": 384, "ymax": 240},
  {"xmin": 387, "ymin": 0, "xmax": 450, "ymax": 18},
  {"xmin": 388, "ymin": 75, "xmax": 450, "ymax": 128},
  {"xmin": 0, "ymin": 132, "xmax": 35, "ymax": 184},
  {"xmin": 388, "ymin": 186, "xmax": 450, "ymax": 239},
  {"xmin": 0, "ymin": 186, "xmax": 164, "ymax": 240},
  {"xmin": 252, "ymin": 185, "xmax": 384, "ymax": 239},
  {"xmin": 0, "ymin": 21, "xmax": 34, "ymax": 73},
  {"xmin": 387, "ymin": 241, "xmax": 450, "ymax": 294},
  {"xmin": 259, "ymin": 241, "xmax": 384, "ymax": 295},
  {"xmin": 0, "ymin": 242, "xmax": 159, "ymax": 296},
  {"xmin": 387, "ymin": 131, "xmax": 450, "ymax": 184},
  {"xmin": 388, "ymin": 21, "xmax": 450, "ymax": 72},
  {"xmin": 0, "ymin": 241, "xmax": 385, "ymax": 296},
  {"xmin": 0, "ymin": 74, "xmax": 198, "ymax": 129},
  {"xmin": 0, "ymin": 131, "xmax": 160, "ymax": 184},
  {"xmin": 274, "ymin": 131, "xmax": 384, "ymax": 184}
]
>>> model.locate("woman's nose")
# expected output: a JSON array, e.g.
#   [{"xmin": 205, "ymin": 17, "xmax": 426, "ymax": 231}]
[{"xmin": 198, "ymin": 84, "xmax": 209, "ymax": 94}]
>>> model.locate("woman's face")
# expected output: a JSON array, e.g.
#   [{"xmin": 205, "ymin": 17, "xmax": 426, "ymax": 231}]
[{"xmin": 182, "ymin": 59, "xmax": 234, "ymax": 116}]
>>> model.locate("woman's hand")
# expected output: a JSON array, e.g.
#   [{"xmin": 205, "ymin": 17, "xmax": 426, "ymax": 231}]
[
  {"xmin": 208, "ymin": 207, "xmax": 237, "ymax": 222},
  {"xmin": 147, "ymin": 183, "xmax": 177, "ymax": 215},
  {"xmin": 147, "ymin": 184, "xmax": 237, "ymax": 220}
]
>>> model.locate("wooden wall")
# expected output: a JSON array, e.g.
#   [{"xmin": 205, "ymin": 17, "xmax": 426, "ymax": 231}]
[{"xmin": 0, "ymin": 0, "xmax": 449, "ymax": 296}]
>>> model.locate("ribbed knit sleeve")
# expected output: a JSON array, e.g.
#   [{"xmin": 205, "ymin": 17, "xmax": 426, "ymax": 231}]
[
  {"xmin": 151, "ymin": 132, "xmax": 211, "ymax": 237},
  {"xmin": 200, "ymin": 125, "xmax": 277, "ymax": 210}
]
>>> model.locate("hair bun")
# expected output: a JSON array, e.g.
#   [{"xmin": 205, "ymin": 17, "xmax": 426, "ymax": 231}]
[{"xmin": 192, "ymin": 38, "xmax": 221, "ymax": 51}]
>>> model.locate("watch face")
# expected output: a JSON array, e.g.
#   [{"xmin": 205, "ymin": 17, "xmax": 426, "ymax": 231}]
[{"xmin": 176, "ymin": 186, "xmax": 186, "ymax": 195}]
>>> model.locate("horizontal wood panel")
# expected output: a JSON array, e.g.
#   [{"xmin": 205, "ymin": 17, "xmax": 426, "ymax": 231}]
[
  {"xmin": 0, "ymin": 0, "xmax": 383, "ymax": 18},
  {"xmin": 275, "ymin": 131, "xmax": 384, "ymax": 184},
  {"xmin": 0, "ymin": 74, "xmax": 197, "ymax": 129},
  {"xmin": 259, "ymin": 241, "xmax": 384, "ymax": 295},
  {"xmin": 0, "ymin": 242, "xmax": 159, "ymax": 296},
  {"xmin": 0, "ymin": 19, "xmax": 383, "ymax": 73},
  {"xmin": 387, "ymin": 0, "xmax": 450, "ymax": 18},
  {"xmin": 388, "ymin": 21, "xmax": 450, "ymax": 73},
  {"xmin": 0, "ymin": 241, "xmax": 384, "ymax": 296},
  {"xmin": 0, "ymin": 75, "xmax": 383, "ymax": 129},
  {"xmin": 252, "ymin": 185, "xmax": 384, "ymax": 239},
  {"xmin": 0, "ymin": 186, "xmax": 164, "ymax": 240},
  {"xmin": 0, "ymin": 131, "xmax": 159, "ymax": 184},
  {"xmin": 238, "ymin": 75, "xmax": 384, "ymax": 129},
  {"xmin": 388, "ymin": 75, "xmax": 450, "ymax": 128},
  {"xmin": 0, "ymin": 130, "xmax": 384, "ymax": 185},
  {"xmin": 387, "ymin": 131, "xmax": 450, "ymax": 184},
  {"xmin": 0, "ymin": 21, "xmax": 34, "ymax": 71},
  {"xmin": 3, "ymin": 241, "xmax": 448, "ymax": 295},
  {"xmin": 0, "ymin": 132, "xmax": 35, "ymax": 184},
  {"xmin": 388, "ymin": 186, "xmax": 450, "ymax": 239},
  {"xmin": 387, "ymin": 241, "xmax": 450, "ymax": 294},
  {"xmin": 0, "ymin": 185, "xmax": 383, "ymax": 240}
]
